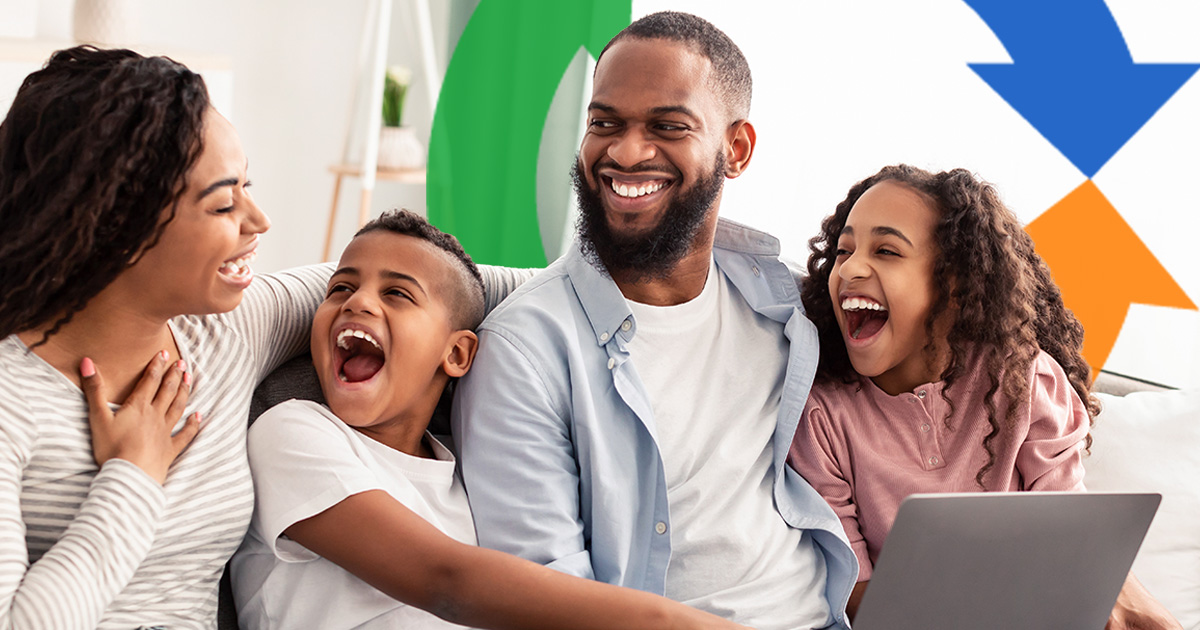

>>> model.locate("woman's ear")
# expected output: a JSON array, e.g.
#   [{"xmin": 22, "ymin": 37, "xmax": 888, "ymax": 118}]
[
  {"xmin": 724, "ymin": 119, "xmax": 756, "ymax": 178},
  {"xmin": 442, "ymin": 330, "xmax": 479, "ymax": 378}
]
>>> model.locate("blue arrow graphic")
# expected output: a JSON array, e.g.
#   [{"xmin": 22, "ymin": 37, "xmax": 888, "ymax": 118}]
[{"xmin": 966, "ymin": 0, "xmax": 1198, "ymax": 178}]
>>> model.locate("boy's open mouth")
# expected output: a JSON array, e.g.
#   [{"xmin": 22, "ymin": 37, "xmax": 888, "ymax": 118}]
[
  {"xmin": 335, "ymin": 328, "xmax": 386, "ymax": 383},
  {"xmin": 841, "ymin": 297, "xmax": 889, "ymax": 340}
]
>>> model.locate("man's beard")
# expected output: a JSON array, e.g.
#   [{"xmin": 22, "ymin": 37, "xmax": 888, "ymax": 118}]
[{"xmin": 571, "ymin": 151, "xmax": 725, "ymax": 283}]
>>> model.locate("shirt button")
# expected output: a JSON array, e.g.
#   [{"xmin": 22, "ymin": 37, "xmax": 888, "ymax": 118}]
[
  {"xmin": 607, "ymin": 358, "xmax": 616, "ymax": 370},
  {"xmin": 928, "ymin": 456, "xmax": 940, "ymax": 466},
  {"xmin": 752, "ymin": 266, "xmax": 761, "ymax": 277},
  {"xmin": 921, "ymin": 423, "xmax": 931, "ymax": 432},
  {"xmin": 917, "ymin": 389, "xmax": 927, "ymax": 399},
  {"xmin": 599, "ymin": 332, "xmax": 610, "ymax": 342},
  {"xmin": 655, "ymin": 521, "xmax": 667, "ymax": 535},
  {"xmin": 620, "ymin": 320, "xmax": 631, "ymax": 332}
]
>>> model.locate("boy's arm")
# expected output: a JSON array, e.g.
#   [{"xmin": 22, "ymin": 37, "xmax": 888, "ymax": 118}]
[
  {"xmin": 450, "ymin": 328, "xmax": 595, "ymax": 577},
  {"xmin": 284, "ymin": 490, "xmax": 743, "ymax": 630}
]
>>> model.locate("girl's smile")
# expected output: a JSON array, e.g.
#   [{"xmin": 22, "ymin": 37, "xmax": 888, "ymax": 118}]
[{"xmin": 828, "ymin": 180, "xmax": 946, "ymax": 395}]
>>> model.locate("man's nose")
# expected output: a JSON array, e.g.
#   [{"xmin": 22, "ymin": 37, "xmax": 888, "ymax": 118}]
[{"xmin": 607, "ymin": 128, "xmax": 656, "ymax": 168}]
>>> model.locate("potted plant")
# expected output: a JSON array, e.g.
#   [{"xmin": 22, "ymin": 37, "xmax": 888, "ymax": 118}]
[{"xmin": 377, "ymin": 65, "xmax": 425, "ymax": 170}]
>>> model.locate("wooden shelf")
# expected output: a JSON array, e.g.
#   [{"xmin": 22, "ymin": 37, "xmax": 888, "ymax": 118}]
[{"xmin": 328, "ymin": 163, "xmax": 426, "ymax": 184}]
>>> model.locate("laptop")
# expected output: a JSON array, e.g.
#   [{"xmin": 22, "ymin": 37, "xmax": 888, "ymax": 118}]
[{"xmin": 852, "ymin": 492, "xmax": 1160, "ymax": 630}]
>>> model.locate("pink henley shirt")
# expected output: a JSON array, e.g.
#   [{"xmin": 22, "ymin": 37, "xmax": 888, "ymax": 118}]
[{"xmin": 788, "ymin": 348, "xmax": 1089, "ymax": 581}]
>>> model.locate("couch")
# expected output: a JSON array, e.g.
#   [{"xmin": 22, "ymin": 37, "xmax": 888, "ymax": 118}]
[{"xmin": 214, "ymin": 365, "xmax": 1199, "ymax": 629}]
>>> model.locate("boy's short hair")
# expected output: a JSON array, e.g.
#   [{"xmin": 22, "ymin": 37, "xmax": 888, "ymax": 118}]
[{"xmin": 355, "ymin": 209, "xmax": 486, "ymax": 330}]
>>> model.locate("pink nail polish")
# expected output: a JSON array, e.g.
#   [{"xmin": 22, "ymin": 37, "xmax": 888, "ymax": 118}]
[
  {"xmin": 183, "ymin": 371, "xmax": 192, "ymax": 386},
  {"xmin": 159, "ymin": 350, "xmax": 169, "ymax": 361},
  {"xmin": 80, "ymin": 357, "xmax": 95, "ymax": 378}
]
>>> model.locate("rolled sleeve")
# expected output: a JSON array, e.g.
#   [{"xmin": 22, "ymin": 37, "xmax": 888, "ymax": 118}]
[{"xmin": 1017, "ymin": 354, "xmax": 1089, "ymax": 492}]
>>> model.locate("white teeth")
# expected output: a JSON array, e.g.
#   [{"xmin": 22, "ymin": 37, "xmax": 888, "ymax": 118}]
[
  {"xmin": 610, "ymin": 180, "xmax": 666, "ymax": 198},
  {"xmin": 841, "ymin": 297, "xmax": 885, "ymax": 312},
  {"xmin": 336, "ymin": 328, "xmax": 382, "ymax": 351},
  {"xmin": 219, "ymin": 251, "xmax": 257, "ymax": 279}
]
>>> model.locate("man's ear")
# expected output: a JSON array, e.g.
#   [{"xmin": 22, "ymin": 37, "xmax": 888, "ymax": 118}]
[
  {"xmin": 724, "ymin": 119, "xmax": 755, "ymax": 178},
  {"xmin": 442, "ymin": 330, "xmax": 479, "ymax": 378}
]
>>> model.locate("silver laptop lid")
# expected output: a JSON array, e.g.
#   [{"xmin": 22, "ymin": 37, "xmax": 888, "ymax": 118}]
[{"xmin": 853, "ymin": 492, "xmax": 1160, "ymax": 630}]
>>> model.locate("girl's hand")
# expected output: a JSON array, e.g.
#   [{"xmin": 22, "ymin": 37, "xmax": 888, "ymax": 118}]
[{"xmin": 80, "ymin": 351, "xmax": 202, "ymax": 485}]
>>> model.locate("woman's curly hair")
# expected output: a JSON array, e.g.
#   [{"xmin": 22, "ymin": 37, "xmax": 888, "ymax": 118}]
[
  {"xmin": 0, "ymin": 46, "xmax": 209, "ymax": 345},
  {"xmin": 802, "ymin": 164, "xmax": 1100, "ymax": 486}
]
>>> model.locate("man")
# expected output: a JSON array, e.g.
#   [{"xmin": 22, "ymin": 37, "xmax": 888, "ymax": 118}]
[{"xmin": 452, "ymin": 12, "xmax": 856, "ymax": 629}]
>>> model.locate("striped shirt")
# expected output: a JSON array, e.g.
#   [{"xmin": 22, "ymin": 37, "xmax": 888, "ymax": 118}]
[{"xmin": 0, "ymin": 265, "xmax": 330, "ymax": 629}]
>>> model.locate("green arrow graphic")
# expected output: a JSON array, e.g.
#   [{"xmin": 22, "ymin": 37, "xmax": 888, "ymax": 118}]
[{"xmin": 427, "ymin": 0, "xmax": 632, "ymax": 266}]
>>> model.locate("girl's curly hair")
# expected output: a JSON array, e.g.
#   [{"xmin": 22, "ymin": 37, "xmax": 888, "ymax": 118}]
[
  {"xmin": 802, "ymin": 164, "xmax": 1099, "ymax": 486},
  {"xmin": 0, "ymin": 46, "xmax": 209, "ymax": 345}
]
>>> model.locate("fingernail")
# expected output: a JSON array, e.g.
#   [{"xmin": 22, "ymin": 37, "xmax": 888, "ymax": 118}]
[
  {"xmin": 194, "ymin": 411, "xmax": 204, "ymax": 424},
  {"xmin": 176, "ymin": 359, "xmax": 187, "ymax": 371},
  {"xmin": 80, "ymin": 357, "xmax": 95, "ymax": 378},
  {"xmin": 159, "ymin": 350, "xmax": 169, "ymax": 361},
  {"xmin": 183, "ymin": 371, "xmax": 192, "ymax": 386}
]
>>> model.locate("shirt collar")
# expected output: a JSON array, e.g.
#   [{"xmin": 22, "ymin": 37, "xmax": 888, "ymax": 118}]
[{"xmin": 563, "ymin": 217, "xmax": 782, "ymax": 347}]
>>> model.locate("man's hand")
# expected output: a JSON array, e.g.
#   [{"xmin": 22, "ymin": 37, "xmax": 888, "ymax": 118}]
[
  {"xmin": 1107, "ymin": 573, "xmax": 1182, "ymax": 630},
  {"xmin": 81, "ymin": 352, "xmax": 202, "ymax": 484}
]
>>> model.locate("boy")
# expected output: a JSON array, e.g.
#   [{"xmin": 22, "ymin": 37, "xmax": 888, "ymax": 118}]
[{"xmin": 231, "ymin": 210, "xmax": 743, "ymax": 630}]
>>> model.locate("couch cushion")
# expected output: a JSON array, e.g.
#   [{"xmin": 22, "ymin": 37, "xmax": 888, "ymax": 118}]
[{"xmin": 1085, "ymin": 390, "xmax": 1200, "ymax": 629}]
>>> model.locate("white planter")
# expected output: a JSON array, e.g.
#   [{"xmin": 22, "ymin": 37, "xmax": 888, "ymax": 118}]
[
  {"xmin": 73, "ymin": 0, "xmax": 141, "ymax": 47},
  {"xmin": 377, "ymin": 126, "xmax": 425, "ymax": 170}
]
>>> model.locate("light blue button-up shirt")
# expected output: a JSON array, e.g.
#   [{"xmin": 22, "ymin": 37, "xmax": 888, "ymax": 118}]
[{"xmin": 452, "ymin": 218, "xmax": 858, "ymax": 628}]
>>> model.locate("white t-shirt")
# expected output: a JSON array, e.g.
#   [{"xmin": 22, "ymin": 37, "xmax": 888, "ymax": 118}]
[
  {"xmin": 232, "ymin": 399, "xmax": 477, "ymax": 630},
  {"xmin": 625, "ymin": 260, "xmax": 830, "ymax": 630}
]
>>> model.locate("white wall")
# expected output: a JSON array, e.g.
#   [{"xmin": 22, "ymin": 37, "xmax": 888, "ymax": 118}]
[{"xmin": 29, "ymin": 0, "xmax": 450, "ymax": 272}]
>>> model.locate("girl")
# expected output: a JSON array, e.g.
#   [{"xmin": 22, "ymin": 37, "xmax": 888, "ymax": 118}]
[{"xmin": 789, "ymin": 164, "xmax": 1177, "ymax": 627}]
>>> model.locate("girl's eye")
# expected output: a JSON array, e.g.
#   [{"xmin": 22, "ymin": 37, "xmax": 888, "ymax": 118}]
[
  {"xmin": 835, "ymin": 248, "xmax": 851, "ymax": 257},
  {"xmin": 877, "ymin": 248, "xmax": 900, "ymax": 257},
  {"xmin": 386, "ymin": 288, "xmax": 412, "ymax": 301},
  {"xmin": 326, "ymin": 284, "xmax": 352, "ymax": 297}
]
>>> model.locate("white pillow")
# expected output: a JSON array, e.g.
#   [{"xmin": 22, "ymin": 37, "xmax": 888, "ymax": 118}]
[{"xmin": 1085, "ymin": 389, "xmax": 1200, "ymax": 629}]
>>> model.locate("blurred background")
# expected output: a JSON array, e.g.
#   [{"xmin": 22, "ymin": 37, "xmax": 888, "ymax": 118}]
[{"xmin": 1, "ymin": 0, "xmax": 1197, "ymax": 388}]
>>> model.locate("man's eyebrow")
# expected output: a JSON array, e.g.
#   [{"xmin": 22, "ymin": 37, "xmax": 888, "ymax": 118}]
[
  {"xmin": 587, "ymin": 102, "xmax": 699, "ymax": 120},
  {"xmin": 648, "ymin": 105, "xmax": 698, "ymax": 119},
  {"xmin": 838, "ymin": 225, "xmax": 915, "ymax": 247}
]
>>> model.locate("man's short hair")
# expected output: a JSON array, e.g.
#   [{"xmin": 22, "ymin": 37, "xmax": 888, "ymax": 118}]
[
  {"xmin": 355, "ymin": 209, "xmax": 486, "ymax": 331},
  {"xmin": 600, "ymin": 11, "xmax": 752, "ymax": 120}
]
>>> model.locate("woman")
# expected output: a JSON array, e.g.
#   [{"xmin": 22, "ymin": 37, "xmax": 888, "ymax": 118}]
[{"xmin": 0, "ymin": 46, "xmax": 329, "ymax": 627}]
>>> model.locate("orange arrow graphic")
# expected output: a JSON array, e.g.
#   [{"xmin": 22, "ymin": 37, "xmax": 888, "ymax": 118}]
[{"xmin": 1026, "ymin": 180, "xmax": 1196, "ymax": 374}]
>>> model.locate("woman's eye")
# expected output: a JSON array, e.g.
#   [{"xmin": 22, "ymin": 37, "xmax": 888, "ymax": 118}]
[
  {"xmin": 878, "ymin": 248, "xmax": 899, "ymax": 257},
  {"xmin": 835, "ymin": 248, "xmax": 851, "ymax": 257},
  {"xmin": 215, "ymin": 205, "xmax": 234, "ymax": 214}
]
